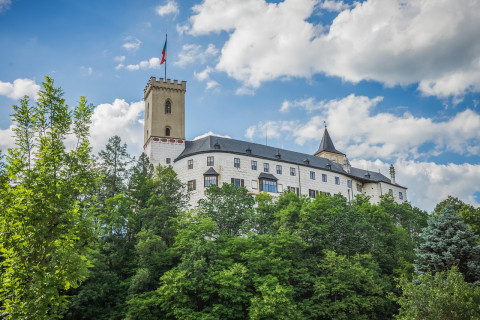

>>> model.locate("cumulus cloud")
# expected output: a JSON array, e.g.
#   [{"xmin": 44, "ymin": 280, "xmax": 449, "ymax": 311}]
[
  {"xmin": 0, "ymin": 125, "xmax": 15, "ymax": 152},
  {"xmin": 246, "ymin": 94, "xmax": 480, "ymax": 160},
  {"xmin": 90, "ymin": 99, "xmax": 144, "ymax": 155},
  {"xmin": 0, "ymin": 0, "xmax": 11, "ymax": 12},
  {"xmin": 122, "ymin": 36, "xmax": 142, "ymax": 51},
  {"xmin": 187, "ymin": 0, "xmax": 480, "ymax": 98},
  {"xmin": 114, "ymin": 55, "xmax": 126, "ymax": 62},
  {"xmin": 193, "ymin": 131, "xmax": 231, "ymax": 140},
  {"xmin": 353, "ymin": 159, "xmax": 480, "ymax": 212},
  {"xmin": 245, "ymin": 120, "xmax": 299, "ymax": 140},
  {"xmin": 116, "ymin": 57, "xmax": 161, "ymax": 71},
  {"xmin": 0, "ymin": 78, "xmax": 40, "ymax": 100},
  {"xmin": 175, "ymin": 43, "xmax": 218, "ymax": 68},
  {"xmin": 318, "ymin": 0, "xmax": 351, "ymax": 12},
  {"xmin": 156, "ymin": 0, "xmax": 179, "ymax": 16}
]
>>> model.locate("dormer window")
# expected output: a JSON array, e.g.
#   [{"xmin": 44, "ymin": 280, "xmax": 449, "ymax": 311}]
[{"xmin": 165, "ymin": 100, "xmax": 171, "ymax": 114}]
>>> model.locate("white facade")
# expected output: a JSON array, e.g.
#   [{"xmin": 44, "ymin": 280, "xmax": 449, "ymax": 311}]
[{"xmin": 142, "ymin": 77, "xmax": 407, "ymax": 207}]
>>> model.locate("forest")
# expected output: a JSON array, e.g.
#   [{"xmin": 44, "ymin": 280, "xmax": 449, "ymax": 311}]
[{"xmin": 1, "ymin": 77, "xmax": 480, "ymax": 320}]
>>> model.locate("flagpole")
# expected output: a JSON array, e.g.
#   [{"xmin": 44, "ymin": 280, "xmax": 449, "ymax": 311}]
[{"xmin": 164, "ymin": 33, "xmax": 167, "ymax": 80}]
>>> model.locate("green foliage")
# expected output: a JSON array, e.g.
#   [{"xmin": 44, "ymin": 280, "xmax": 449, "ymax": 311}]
[
  {"xmin": 435, "ymin": 195, "xmax": 480, "ymax": 237},
  {"xmin": 0, "ymin": 76, "xmax": 97, "ymax": 319},
  {"xmin": 415, "ymin": 205, "xmax": 480, "ymax": 283},
  {"xmin": 394, "ymin": 267, "xmax": 480, "ymax": 320},
  {"xmin": 312, "ymin": 251, "xmax": 389, "ymax": 320},
  {"xmin": 99, "ymin": 135, "xmax": 132, "ymax": 197},
  {"xmin": 198, "ymin": 183, "xmax": 255, "ymax": 236}
]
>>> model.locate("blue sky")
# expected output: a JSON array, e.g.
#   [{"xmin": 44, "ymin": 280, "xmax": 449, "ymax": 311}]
[{"xmin": 1, "ymin": 0, "xmax": 480, "ymax": 211}]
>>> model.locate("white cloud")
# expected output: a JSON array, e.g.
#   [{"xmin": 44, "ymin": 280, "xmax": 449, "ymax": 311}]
[
  {"xmin": 156, "ymin": 0, "xmax": 179, "ymax": 16},
  {"xmin": 193, "ymin": 131, "xmax": 231, "ymax": 140},
  {"xmin": 352, "ymin": 159, "xmax": 480, "ymax": 212},
  {"xmin": 175, "ymin": 43, "xmax": 218, "ymax": 68},
  {"xmin": 187, "ymin": 0, "xmax": 480, "ymax": 98},
  {"xmin": 116, "ymin": 57, "xmax": 161, "ymax": 71},
  {"xmin": 247, "ymin": 94, "xmax": 480, "ymax": 160},
  {"xmin": 90, "ymin": 99, "xmax": 144, "ymax": 155},
  {"xmin": 0, "ymin": 125, "xmax": 15, "ymax": 152},
  {"xmin": 80, "ymin": 66, "xmax": 93, "ymax": 76},
  {"xmin": 318, "ymin": 0, "xmax": 350, "ymax": 12},
  {"xmin": 0, "ymin": 78, "xmax": 40, "ymax": 100},
  {"xmin": 245, "ymin": 120, "xmax": 298, "ymax": 140},
  {"xmin": 0, "ymin": 0, "xmax": 11, "ymax": 13},
  {"xmin": 114, "ymin": 56, "xmax": 126, "ymax": 62},
  {"xmin": 122, "ymin": 37, "xmax": 142, "ymax": 51},
  {"xmin": 194, "ymin": 67, "xmax": 213, "ymax": 81},
  {"xmin": 206, "ymin": 80, "xmax": 219, "ymax": 90},
  {"xmin": 176, "ymin": 23, "xmax": 189, "ymax": 35}
]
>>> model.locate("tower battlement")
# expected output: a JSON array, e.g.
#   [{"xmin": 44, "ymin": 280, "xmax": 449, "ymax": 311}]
[{"xmin": 144, "ymin": 77, "xmax": 186, "ymax": 99}]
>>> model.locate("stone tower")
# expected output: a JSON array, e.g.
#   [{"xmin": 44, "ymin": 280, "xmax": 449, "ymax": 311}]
[{"xmin": 143, "ymin": 77, "xmax": 187, "ymax": 167}]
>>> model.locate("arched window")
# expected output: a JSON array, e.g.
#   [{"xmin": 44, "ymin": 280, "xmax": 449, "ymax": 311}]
[
  {"xmin": 165, "ymin": 100, "xmax": 171, "ymax": 114},
  {"xmin": 165, "ymin": 127, "xmax": 171, "ymax": 136}
]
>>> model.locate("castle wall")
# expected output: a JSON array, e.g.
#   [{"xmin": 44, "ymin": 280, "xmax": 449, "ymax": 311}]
[{"xmin": 172, "ymin": 151, "xmax": 407, "ymax": 208}]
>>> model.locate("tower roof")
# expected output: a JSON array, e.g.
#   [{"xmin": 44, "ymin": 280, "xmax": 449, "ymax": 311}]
[{"xmin": 314, "ymin": 127, "xmax": 344, "ymax": 156}]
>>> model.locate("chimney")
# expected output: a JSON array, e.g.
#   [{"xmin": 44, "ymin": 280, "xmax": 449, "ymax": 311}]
[{"xmin": 389, "ymin": 164, "xmax": 396, "ymax": 184}]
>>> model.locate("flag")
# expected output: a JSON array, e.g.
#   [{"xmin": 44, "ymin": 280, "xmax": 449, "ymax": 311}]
[{"xmin": 161, "ymin": 38, "xmax": 167, "ymax": 65}]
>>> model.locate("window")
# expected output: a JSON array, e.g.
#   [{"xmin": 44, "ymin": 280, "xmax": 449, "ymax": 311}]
[
  {"xmin": 290, "ymin": 167, "xmax": 296, "ymax": 176},
  {"xmin": 260, "ymin": 179, "xmax": 277, "ymax": 193},
  {"xmin": 207, "ymin": 156, "xmax": 214, "ymax": 166},
  {"xmin": 347, "ymin": 180, "xmax": 352, "ymax": 188},
  {"xmin": 389, "ymin": 189, "xmax": 393, "ymax": 196},
  {"xmin": 276, "ymin": 165, "xmax": 282, "ymax": 175},
  {"xmin": 231, "ymin": 178, "xmax": 244, "ymax": 187},
  {"xmin": 356, "ymin": 183, "xmax": 362, "ymax": 192},
  {"xmin": 234, "ymin": 158, "xmax": 240, "ymax": 168},
  {"xmin": 147, "ymin": 103, "xmax": 149, "ymax": 119},
  {"xmin": 252, "ymin": 180, "xmax": 258, "ymax": 189},
  {"xmin": 399, "ymin": 191, "xmax": 404, "ymax": 200},
  {"xmin": 188, "ymin": 159, "xmax": 193, "ymax": 169},
  {"xmin": 165, "ymin": 127, "xmax": 171, "ymax": 136},
  {"xmin": 165, "ymin": 100, "xmax": 171, "ymax": 114},
  {"xmin": 264, "ymin": 163, "xmax": 269, "ymax": 172},
  {"xmin": 166, "ymin": 158, "xmax": 171, "ymax": 164},
  {"xmin": 322, "ymin": 174, "xmax": 327, "ymax": 182},
  {"xmin": 310, "ymin": 171, "xmax": 315, "ymax": 180},
  {"xmin": 288, "ymin": 186, "xmax": 299, "ymax": 195},
  {"xmin": 335, "ymin": 177, "xmax": 340, "ymax": 185},
  {"xmin": 251, "ymin": 160, "xmax": 257, "ymax": 170},
  {"xmin": 309, "ymin": 189, "xmax": 317, "ymax": 198},
  {"xmin": 187, "ymin": 180, "xmax": 196, "ymax": 191},
  {"xmin": 204, "ymin": 175, "xmax": 218, "ymax": 187}
]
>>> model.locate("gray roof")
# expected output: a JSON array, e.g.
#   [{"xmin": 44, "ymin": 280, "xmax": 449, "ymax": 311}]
[
  {"xmin": 176, "ymin": 135, "xmax": 403, "ymax": 187},
  {"xmin": 258, "ymin": 172, "xmax": 278, "ymax": 180},
  {"xmin": 315, "ymin": 127, "xmax": 344, "ymax": 155},
  {"xmin": 204, "ymin": 167, "xmax": 219, "ymax": 175}
]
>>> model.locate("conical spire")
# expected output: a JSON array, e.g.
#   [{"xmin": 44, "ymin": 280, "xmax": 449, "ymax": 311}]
[{"xmin": 314, "ymin": 127, "xmax": 344, "ymax": 156}]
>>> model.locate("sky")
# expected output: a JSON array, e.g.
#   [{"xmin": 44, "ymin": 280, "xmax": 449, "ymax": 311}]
[{"xmin": 1, "ymin": 0, "xmax": 480, "ymax": 212}]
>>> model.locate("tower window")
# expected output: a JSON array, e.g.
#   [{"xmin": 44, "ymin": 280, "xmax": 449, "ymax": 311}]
[
  {"xmin": 147, "ymin": 103, "xmax": 149, "ymax": 119},
  {"xmin": 165, "ymin": 127, "xmax": 170, "ymax": 136},
  {"xmin": 165, "ymin": 100, "xmax": 171, "ymax": 114}
]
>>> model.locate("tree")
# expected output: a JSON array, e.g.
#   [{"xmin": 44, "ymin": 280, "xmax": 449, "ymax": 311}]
[
  {"xmin": 311, "ymin": 251, "xmax": 389, "ymax": 320},
  {"xmin": 394, "ymin": 267, "xmax": 480, "ymax": 320},
  {"xmin": 198, "ymin": 183, "xmax": 255, "ymax": 236},
  {"xmin": 99, "ymin": 135, "xmax": 131, "ymax": 197},
  {"xmin": 435, "ymin": 195, "xmax": 480, "ymax": 237},
  {"xmin": 0, "ymin": 77, "xmax": 97, "ymax": 319},
  {"xmin": 415, "ymin": 205, "xmax": 480, "ymax": 283}
]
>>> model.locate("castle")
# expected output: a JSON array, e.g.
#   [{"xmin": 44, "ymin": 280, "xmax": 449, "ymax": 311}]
[{"xmin": 143, "ymin": 77, "xmax": 407, "ymax": 206}]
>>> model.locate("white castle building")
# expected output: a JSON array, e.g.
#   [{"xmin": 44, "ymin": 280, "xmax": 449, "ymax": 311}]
[{"xmin": 143, "ymin": 77, "xmax": 407, "ymax": 206}]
